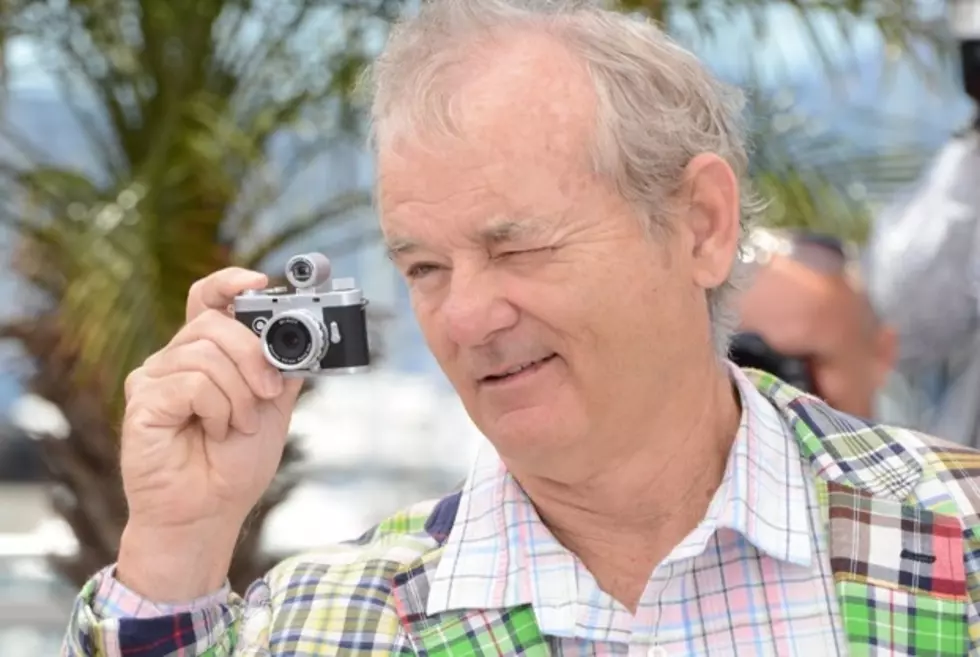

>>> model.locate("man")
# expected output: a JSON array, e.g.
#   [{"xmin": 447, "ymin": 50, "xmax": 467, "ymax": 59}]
[
  {"xmin": 735, "ymin": 229, "xmax": 897, "ymax": 419},
  {"xmin": 64, "ymin": 1, "xmax": 980, "ymax": 655}
]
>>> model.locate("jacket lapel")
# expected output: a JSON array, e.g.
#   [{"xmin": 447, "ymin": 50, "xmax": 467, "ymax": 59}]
[
  {"xmin": 749, "ymin": 370, "xmax": 971, "ymax": 656},
  {"xmin": 390, "ymin": 492, "xmax": 550, "ymax": 656}
]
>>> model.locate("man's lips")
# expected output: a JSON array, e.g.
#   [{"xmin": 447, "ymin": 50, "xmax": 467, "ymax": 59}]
[{"xmin": 479, "ymin": 354, "xmax": 557, "ymax": 382}]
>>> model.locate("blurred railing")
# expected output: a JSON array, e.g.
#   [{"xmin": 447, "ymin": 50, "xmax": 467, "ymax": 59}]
[{"xmin": 0, "ymin": 553, "xmax": 75, "ymax": 655}]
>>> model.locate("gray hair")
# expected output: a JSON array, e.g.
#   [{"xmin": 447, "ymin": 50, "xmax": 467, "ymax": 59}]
[{"xmin": 365, "ymin": 0, "xmax": 763, "ymax": 357}]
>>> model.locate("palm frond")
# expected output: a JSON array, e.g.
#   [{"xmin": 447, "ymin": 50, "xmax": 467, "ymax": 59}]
[
  {"xmin": 745, "ymin": 89, "xmax": 933, "ymax": 242},
  {"xmin": 1, "ymin": 0, "xmax": 398, "ymax": 590}
]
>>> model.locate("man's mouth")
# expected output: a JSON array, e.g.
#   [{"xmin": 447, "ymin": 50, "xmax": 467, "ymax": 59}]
[{"xmin": 480, "ymin": 354, "xmax": 557, "ymax": 384}]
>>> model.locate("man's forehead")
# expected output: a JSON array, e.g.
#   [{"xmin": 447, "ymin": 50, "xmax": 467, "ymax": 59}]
[
  {"xmin": 376, "ymin": 30, "xmax": 600, "ymax": 258},
  {"xmin": 375, "ymin": 28, "xmax": 597, "ymax": 177}
]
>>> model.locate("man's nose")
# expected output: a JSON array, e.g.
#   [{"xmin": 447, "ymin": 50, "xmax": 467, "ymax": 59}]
[{"xmin": 441, "ymin": 268, "xmax": 519, "ymax": 347}]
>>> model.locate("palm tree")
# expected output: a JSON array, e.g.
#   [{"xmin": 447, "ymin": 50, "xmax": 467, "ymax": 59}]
[
  {"xmin": 0, "ymin": 0, "xmax": 397, "ymax": 592},
  {"xmin": 0, "ymin": 0, "xmax": 950, "ymax": 593}
]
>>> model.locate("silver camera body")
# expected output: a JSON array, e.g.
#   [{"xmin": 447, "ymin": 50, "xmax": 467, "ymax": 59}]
[{"xmin": 233, "ymin": 253, "xmax": 370, "ymax": 377}]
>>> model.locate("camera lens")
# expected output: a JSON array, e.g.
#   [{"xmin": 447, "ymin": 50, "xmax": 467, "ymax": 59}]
[
  {"xmin": 269, "ymin": 321, "xmax": 309, "ymax": 360},
  {"xmin": 262, "ymin": 312, "xmax": 326, "ymax": 370}
]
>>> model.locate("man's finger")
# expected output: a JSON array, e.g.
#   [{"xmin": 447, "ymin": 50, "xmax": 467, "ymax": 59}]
[
  {"xmin": 169, "ymin": 309, "xmax": 284, "ymax": 400},
  {"xmin": 186, "ymin": 268, "xmax": 268, "ymax": 322}
]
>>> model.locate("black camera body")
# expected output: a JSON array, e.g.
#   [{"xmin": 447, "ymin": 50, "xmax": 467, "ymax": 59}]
[
  {"xmin": 233, "ymin": 253, "xmax": 370, "ymax": 377},
  {"xmin": 961, "ymin": 39, "xmax": 980, "ymax": 109},
  {"xmin": 729, "ymin": 332, "xmax": 815, "ymax": 393}
]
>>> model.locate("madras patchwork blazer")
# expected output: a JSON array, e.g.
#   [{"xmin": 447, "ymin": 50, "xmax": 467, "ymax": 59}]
[{"xmin": 65, "ymin": 371, "xmax": 980, "ymax": 656}]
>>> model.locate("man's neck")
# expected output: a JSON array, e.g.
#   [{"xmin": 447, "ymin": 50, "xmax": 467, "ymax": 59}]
[{"xmin": 510, "ymin": 358, "xmax": 742, "ymax": 612}]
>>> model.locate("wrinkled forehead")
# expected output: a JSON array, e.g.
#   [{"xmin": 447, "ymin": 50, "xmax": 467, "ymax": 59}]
[{"xmin": 374, "ymin": 30, "xmax": 601, "ymax": 226}]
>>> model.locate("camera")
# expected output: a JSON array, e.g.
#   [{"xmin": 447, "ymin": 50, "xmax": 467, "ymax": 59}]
[
  {"xmin": 729, "ymin": 332, "xmax": 815, "ymax": 393},
  {"xmin": 949, "ymin": 1, "xmax": 980, "ymax": 108},
  {"xmin": 961, "ymin": 40, "xmax": 980, "ymax": 108},
  {"xmin": 233, "ymin": 253, "xmax": 370, "ymax": 377}
]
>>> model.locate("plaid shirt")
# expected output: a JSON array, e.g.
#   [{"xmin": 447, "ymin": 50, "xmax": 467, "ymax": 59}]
[
  {"xmin": 63, "ymin": 370, "xmax": 980, "ymax": 656},
  {"xmin": 425, "ymin": 368, "xmax": 845, "ymax": 655}
]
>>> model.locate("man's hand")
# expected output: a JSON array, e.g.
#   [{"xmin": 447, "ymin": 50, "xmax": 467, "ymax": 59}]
[{"xmin": 116, "ymin": 267, "xmax": 303, "ymax": 602}]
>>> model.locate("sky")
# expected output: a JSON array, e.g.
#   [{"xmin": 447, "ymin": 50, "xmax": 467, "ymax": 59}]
[
  {"xmin": 3, "ymin": 5, "xmax": 892, "ymax": 93},
  {"xmin": 6, "ymin": 2, "xmax": 966, "ymax": 134}
]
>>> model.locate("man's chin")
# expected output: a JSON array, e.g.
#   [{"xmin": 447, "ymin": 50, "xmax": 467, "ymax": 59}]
[{"xmin": 475, "ymin": 404, "xmax": 576, "ymax": 454}]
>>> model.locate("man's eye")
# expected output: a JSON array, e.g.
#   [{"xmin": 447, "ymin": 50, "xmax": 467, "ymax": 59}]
[
  {"xmin": 498, "ymin": 247, "xmax": 551, "ymax": 259},
  {"xmin": 406, "ymin": 263, "xmax": 440, "ymax": 279}
]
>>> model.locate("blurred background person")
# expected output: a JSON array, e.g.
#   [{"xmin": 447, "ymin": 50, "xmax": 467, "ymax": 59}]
[
  {"xmin": 733, "ymin": 229, "xmax": 896, "ymax": 420},
  {"xmin": 864, "ymin": 3, "xmax": 980, "ymax": 446}
]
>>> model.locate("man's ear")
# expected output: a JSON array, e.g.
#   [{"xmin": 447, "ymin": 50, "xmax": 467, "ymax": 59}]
[{"xmin": 678, "ymin": 153, "xmax": 741, "ymax": 291}]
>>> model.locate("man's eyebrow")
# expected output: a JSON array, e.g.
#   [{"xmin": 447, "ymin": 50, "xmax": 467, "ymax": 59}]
[
  {"xmin": 384, "ymin": 220, "xmax": 550, "ymax": 260},
  {"xmin": 384, "ymin": 238, "xmax": 419, "ymax": 260},
  {"xmin": 480, "ymin": 219, "xmax": 547, "ymax": 245}
]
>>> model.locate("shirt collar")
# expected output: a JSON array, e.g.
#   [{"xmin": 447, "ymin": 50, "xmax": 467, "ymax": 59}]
[
  {"xmin": 426, "ymin": 365, "xmax": 813, "ymax": 617},
  {"xmin": 712, "ymin": 366, "xmax": 813, "ymax": 566}
]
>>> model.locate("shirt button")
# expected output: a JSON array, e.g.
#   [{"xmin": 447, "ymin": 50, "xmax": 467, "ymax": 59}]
[{"xmin": 648, "ymin": 646, "xmax": 667, "ymax": 657}]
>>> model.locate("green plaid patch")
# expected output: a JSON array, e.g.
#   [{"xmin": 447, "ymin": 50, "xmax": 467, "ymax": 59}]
[
  {"xmin": 837, "ymin": 580, "xmax": 967, "ymax": 656},
  {"xmin": 415, "ymin": 605, "xmax": 548, "ymax": 656}
]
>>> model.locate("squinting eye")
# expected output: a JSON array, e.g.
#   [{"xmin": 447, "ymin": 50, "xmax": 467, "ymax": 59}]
[{"xmin": 497, "ymin": 247, "xmax": 553, "ymax": 261}]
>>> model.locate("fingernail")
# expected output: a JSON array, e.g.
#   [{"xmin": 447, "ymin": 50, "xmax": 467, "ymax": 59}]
[{"xmin": 263, "ymin": 371, "xmax": 283, "ymax": 397}]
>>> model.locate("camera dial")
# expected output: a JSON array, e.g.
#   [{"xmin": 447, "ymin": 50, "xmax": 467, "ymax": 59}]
[
  {"xmin": 285, "ymin": 253, "xmax": 332, "ymax": 290},
  {"xmin": 260, "ymin": 310, "xmax": 328, "ymax": 371}
]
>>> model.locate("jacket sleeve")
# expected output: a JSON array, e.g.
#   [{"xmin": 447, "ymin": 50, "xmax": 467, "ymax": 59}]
[
  {"xmin": 60, "ymin": 565, "xmax": 257, "ymax": 657},
  {"xmin": 865, "ymin": 134, "xmax": 980, "ymax": 367}
]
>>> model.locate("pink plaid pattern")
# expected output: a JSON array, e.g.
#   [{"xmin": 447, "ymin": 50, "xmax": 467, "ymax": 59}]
[
  {"xmin": 92, "ymin": 567, "xmax": 229, "ymax": 618},
  {"xmin": 427, "ymin": 368, "xmax": 848, "ymax": 655}
]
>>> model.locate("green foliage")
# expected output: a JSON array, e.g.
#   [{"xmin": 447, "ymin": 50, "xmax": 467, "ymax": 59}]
[
  {"xmin": 615, "ymin": 0, "xmax": 945, "ymax": 243},
  {"xmin": 1, "ymin": 0, "xmax": 393, "ymax": 414},
  {"xmin": 746, "ymin": 93, "xmax": 935, "ymax": 242},
  {"xmin": 0, "ymin": 0, "xmax": 391, "ymax": 589}
]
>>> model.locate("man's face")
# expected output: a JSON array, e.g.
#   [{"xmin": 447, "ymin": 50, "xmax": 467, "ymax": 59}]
[
  {"xmin": 377, "ymin": 34, "xmax": 737, "ymax": 472},
  {"xmin": 737, "ymin": 255, "xmax": 896, "ymax": 418}
]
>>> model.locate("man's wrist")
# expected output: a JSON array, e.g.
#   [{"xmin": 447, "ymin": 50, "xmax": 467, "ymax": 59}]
[
  {"xmin": 116, "ymin": 521, "xmax": 239, "ymax": 603},
  {"xmin": 93, "ymin": 563, "xmax": 231, "ymax": 619}
]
